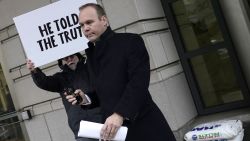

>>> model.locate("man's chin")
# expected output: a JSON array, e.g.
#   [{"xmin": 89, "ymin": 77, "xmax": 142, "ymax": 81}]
[{"xmin": 88, "ymin": 37, "xmax": 98, "ymax": 42}]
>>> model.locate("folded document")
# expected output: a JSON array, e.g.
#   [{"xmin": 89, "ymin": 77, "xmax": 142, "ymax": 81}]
[{"xmin": 78, "ymin": 120, "xmax": 128, "ymax": 141}]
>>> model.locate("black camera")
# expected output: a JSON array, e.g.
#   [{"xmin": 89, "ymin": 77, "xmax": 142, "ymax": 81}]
[{"xmin": 64, "ymin": 88, "xmax": 83, "ymax": 105}]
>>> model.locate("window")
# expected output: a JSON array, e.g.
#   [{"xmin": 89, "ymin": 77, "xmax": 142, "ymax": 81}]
[
  {"xmin": 0, "ymin": 65, "xmax": 15, "ymax": 115},
  {"xmin": 0, "ymin": 64, "xmax": 25, "ymax": 141},
  {"xmin": 161, "ymin": 0, "xmax": 250, "ymax": 114}
]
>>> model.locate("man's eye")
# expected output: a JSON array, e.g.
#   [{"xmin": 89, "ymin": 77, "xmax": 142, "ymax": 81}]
[
  {"xmin": 79, "ymin": 23, "xmax": 84, "ymax": 27},
  {"xmin": 86, "ymin": 21, "xmax": 93, "ymax": 25}
]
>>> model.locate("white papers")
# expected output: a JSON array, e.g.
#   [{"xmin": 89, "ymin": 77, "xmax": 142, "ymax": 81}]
[{"xmin": 78, "ymin": 120, "xmax": 128, "ymax": 141}]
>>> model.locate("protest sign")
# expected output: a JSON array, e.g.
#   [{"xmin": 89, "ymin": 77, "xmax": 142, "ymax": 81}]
[{"xmin": 13, "ymin": 0, "xmax": 96, "ymax": 67}]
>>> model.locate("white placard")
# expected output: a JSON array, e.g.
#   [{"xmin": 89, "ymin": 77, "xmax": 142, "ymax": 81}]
[{"xmin": 13, "ymin": 0, "xmax": 96, "ymax": 67}]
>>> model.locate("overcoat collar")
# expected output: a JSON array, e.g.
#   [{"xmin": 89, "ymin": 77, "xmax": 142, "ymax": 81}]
[
  {"xmin": 85, "ymin": 27, "xmax": 114, "ymax": 76},
  {"xmin": 87, "ymin": 26, "xmax": 114, "ymax": 48}
]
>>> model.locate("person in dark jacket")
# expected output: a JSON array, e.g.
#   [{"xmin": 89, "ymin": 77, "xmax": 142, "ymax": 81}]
[
  {"xmin": 68, "ymin": 3, "xmax": 176, "ymax": 141},
  {"xmin": 26, "ymin": 53, "xmax": 102, "ymax": 141}
]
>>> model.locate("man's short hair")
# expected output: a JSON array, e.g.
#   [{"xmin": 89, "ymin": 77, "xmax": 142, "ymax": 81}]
[{"xmin": 79, "ymin": 3, "xmax": 106, "ymax": 18}]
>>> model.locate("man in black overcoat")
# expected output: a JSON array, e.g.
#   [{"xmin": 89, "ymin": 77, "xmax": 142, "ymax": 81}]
[
  {"xmin": 69, "ymin": 3, "xmax": 176, "ymax": 141},
  {"xmin": 26, "ymin": 53, "xmax": 101, "ymax": 141}
]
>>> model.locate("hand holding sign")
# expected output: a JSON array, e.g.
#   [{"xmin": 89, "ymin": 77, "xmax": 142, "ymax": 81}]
[{"xmin": 26, "ymin": 59, "xmax": 36, "ymax": 72}]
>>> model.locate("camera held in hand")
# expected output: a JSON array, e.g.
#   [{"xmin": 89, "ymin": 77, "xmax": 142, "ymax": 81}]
[{"xmin": 64, "ymin": 88, "xmax": 83, "ymax": 105}]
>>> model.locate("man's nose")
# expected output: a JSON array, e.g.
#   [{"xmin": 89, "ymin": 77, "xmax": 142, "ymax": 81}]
[{"xmin": 83, "ymin": 25, "xmax": 90, "ymax": 32}]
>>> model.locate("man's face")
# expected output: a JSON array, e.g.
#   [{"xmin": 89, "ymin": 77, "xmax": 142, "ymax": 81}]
[
  {"xmin": 62, "ymin": 55, "xmax": 79, "ymax": 70},
  {"xmin": 79, "ymin": 6, "xmax": 108, "ymax": 42}
]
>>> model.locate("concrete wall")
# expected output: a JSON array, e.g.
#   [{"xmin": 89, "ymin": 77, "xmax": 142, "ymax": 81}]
[
  {"xmin": 0, "ymin": 0, "xmax": 198, "ymax": 140},
  {"xmin": 23, "ymin": 101, "xmax": 74, "ymax": 141}
]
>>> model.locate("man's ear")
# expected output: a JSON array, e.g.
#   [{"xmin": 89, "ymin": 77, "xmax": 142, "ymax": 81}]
[{"xmin": 101, "ymin": 16, "xmax": 109, "ymax": 26}]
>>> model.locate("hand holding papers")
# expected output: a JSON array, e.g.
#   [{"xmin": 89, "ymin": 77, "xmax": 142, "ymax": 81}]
[{"xmin": 78, "ymin": 120, "xmax": 128, "ymax": 141}]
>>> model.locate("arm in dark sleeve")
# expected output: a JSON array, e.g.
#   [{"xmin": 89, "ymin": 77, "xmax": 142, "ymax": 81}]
[
  {"xmin": 114, "ymin": 34, "xmax": 151, "ymax": 120},
  {"xmin": 31, "ymin": 68, "xmax": 62, "ymax": 92}
]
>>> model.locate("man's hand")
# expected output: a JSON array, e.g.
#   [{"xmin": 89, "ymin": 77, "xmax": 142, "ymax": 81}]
[
  {"xmin": 65, "ymin": 89, "xmax": 89, "ymax": 105},
  {"xmin": 26, "ymin": 59, "xmax": 36, "ymax": 72},
  {"xmin": 101, "ymin": 113, "xmax": 124, "ymax": 140}
]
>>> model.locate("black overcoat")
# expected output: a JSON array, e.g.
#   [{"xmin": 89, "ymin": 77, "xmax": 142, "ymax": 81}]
[
  {"xmin": 85, "ymin": 27, "xmax": 176, "ymax": 141},
  {"xmin": 31, "ymin": 59, "xmax": 101, "ymax": 138}
]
